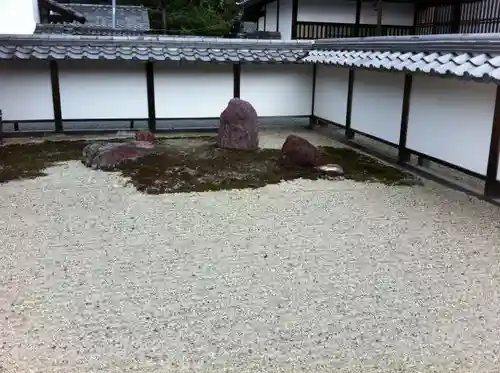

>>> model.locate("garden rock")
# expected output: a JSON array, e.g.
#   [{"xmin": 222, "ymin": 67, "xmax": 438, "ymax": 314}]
[
  {"xmin": 82, "ymin": 141, "xmax": 158, "ymax": 170},
  {"xmin": 279, "ymin": 135, "xmax": 322, "ymax": 167},
  {"xmin": 217, "ymin": 98, "xmax": 259, "ymax": 150},
  {"xmin": 135, "ymin": 130, "xmax": 156, "ymax": 143}
]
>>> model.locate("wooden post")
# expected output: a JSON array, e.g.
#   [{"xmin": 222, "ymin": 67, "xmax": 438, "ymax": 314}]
[
  {"xmin": 450, "ymin": 2, "xmax": 461, "ymax": 33},
  {"xmin": 376, "ymin": 0, "xmax": 383, "ymax": 36},
  {"xmin": 485, "ymin": 86, "xmax": 500, "ymax": 197},
  {"xmin": 398, "ymin": 74, "xmax": 412, "ymax": 164},
  {"xmin": 308, "ymin": 64, "xmax": 317, "ymax": 129},
  {"xmin": 0, "ymin": 109, "xmax": 3, "ymax": 143},
  {"xmin": 276, "ymin": 0, "xmax": 280, "ymax": 32},
  {"xmin": 354, "ymin": 0, "xmax": 361, "ymax": 37},
  {"xmin": 345, "ymin": 69, "xmax": 355, "ymax": 139},
  {"xmin": 145, "ymin": 61, "xmax": 156, "ymax": 132},
  {"xmin": 49, "ymin": 60, "xmax": 63, "ymax": 133},
  {"xmin": 291, "ymin": 0, "xmax": 298, "ymax": 39},
  {"xmin": 263, "ymin": 3, "xmax": 267, "ymax": 31},
  {"xmin": 233, "ymin": 63, "xmax": 241, "ymax": 98}
]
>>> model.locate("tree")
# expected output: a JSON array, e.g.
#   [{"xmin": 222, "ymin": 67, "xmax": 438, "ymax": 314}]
[{"xmin": 110, "ymin": 0, "xmax": 240, "ymax": 36}]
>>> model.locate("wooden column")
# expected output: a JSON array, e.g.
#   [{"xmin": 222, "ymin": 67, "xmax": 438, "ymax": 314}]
[
  {"xmin": 276, "ymin": 0, "xmax": 280, "ymax": 31},
  {"xmin": 354, "ymin": 0, "xmax": 362, "ymax": 37},
  {"xmin": 49, "ymin": 60, "xmax": 63, "ymax": 133},
  {"xmin": 450, "ymin": 2, "xmax": 461, "ymax": 33},
  {"xmin": 308, "ymin": 64, "xmax": 317, "ymax": 128},
  {"xmin": 376, "ymin": 0, "xmax": 383, "ymax": 36},
  {"xmin": 398, "ymin": 74, "xmax": 413, "ymax": 164},
  {"xmin": 345, "ymin": 69, "xmax": 355, "ymax": 139},
  {"xmin": 263, "ymin": 3, "xmax": 267, "ymax": 31},
  {"xmin": 291, "ymin": 0, "xmax": 298, "ymax": 39},
  {"xmin": 233, "ymin": 63, "xmax": 241, "ymax": 98},
  {"xmin": 485, "ymin": 86, "xmax": 500, "ymax": 197},
  {"xmin": 0, "ymin": 109, "xmax": 3, "ymax": 143},
  {"xmin": 145, "ymin": 61, "xmax": 156, "ymax": 132}
]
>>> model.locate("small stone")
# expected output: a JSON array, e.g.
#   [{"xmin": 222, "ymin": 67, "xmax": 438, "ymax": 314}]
[
  {"xmin": 316, "ymin": 163, "xmax": 344, "ymax": 176},
  {"xmin": 217, "ymin": 98, "xmax": 259, "ymax": 150},
  {"xmin": 135, "ymin": 130, "xmax": 156, "ymax": 143}
]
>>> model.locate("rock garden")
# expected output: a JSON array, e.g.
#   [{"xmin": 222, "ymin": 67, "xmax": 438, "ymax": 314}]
[{"xmin": 0, "ymin": 98, "xmax": 416, "ymax": 192}]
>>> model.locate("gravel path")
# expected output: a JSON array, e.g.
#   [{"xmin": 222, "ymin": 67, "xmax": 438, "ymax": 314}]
[{"xmin": 1, "ymin": 131, "xmax": 500, "ymax": 373}]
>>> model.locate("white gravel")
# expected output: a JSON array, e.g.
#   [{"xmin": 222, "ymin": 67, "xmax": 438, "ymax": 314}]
[{"xmin": 1, "ymin": 131, "xmax": 500, "ymax": 373}]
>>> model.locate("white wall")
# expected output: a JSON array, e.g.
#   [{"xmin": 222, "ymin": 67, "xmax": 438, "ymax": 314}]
[
  {"xmin": 265, "ymin": 1, "xmax": 278, "ymax": 31},
  {"xmin": 278, "ymin": 0, "xmax": 293, "ymax": 40},
  {"xmin": 0, "ymin": 60, "xmax": 53, "ymax": 121},
  {"xmin": 58, "ymin": 60, "xmax": 148, "ymax": 120},
  {"xmin": 351, "ymin": 70, "xmax": 405, "ymax": 145},
  {"xmin": 241, "ymin": 64, "xmax": 313, "ymax": 116},
  {"xmin": 258, "ymin": 16, "xmax": 265, "ymax": 31},
  {"xmin": 407, "ymin": 75, "xmax": 496, "ymax": 176},
  {"xmin": 313, "ymin": 65, "xmax": 349, "ymax": 126},
  {"xmin": 0, "ymin": 0, "xmax": 39, "ymax": 34},
  {"xmin": 154, "ymin": 63, "xmax": 233, "ymax": 118},
  {"xmin": 297, "ymin": 0, "xmax": 414, "ymax": 26}
]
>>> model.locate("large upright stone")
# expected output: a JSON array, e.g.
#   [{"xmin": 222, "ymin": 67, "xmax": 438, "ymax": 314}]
[
  {"xmin": 217, "ymin": 98, "xmax": 259, "ymax": 150},
  {"xmin": 279, "ymin": 135, "xmax": 322, "ymax": 167}
]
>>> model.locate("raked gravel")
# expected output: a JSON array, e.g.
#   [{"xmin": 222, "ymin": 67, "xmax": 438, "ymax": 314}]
[{"xmin": 1, "ymin": 131, "xmax": 500, "ymax": 373}]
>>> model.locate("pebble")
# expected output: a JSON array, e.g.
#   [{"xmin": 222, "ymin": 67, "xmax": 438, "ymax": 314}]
[{"xmin": 0, "ymin": 131, "xmax": 500, "ymax": 373}]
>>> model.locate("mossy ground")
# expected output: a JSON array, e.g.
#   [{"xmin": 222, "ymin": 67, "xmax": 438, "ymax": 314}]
[{"xmin": 0, "ymin": 136, "xmax": 418, "ymax": 193}]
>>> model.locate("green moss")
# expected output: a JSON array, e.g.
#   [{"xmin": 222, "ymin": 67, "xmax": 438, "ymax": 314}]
[{"xmin": 0, "ymin": 137, "xmax": 418, "ymax": 193}]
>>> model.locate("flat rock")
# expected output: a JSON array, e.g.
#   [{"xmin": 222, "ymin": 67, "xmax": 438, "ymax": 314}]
[{"xmin": 82, "ymin": 141, "xmax": 159, "ymax": 170}]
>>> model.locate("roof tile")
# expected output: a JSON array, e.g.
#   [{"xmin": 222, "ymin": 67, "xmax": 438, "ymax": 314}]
[{"xmin": 303, "ymin": 49, "xmax": 500, "ymax": 83}]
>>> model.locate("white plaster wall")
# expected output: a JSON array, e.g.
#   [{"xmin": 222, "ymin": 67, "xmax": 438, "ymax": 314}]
[
  {"xmin": 407, "ymin": 76, "xmax": 496, "ymax": 176},
  {"xmin": 351, "ymin": 70, "xmax": 405, "ymax": 145},
  {"xmin": 241, "ymin": 64, "xmax": 313, "ymax": 117},
  {"xmin": 313, "ymin": 65, "xmax": 349, "ymax": 126},
  {"xmin": 265, "ymin": 1, "xmax": 278, "ymax": 31},
  {"xmin": 0, "ymin": 0, "xmax": 39, "ymax": 34},
  {"xmin": 258, "ymin": 16, "xmax": 265, "ymax": 30},
  {"xmin": 278, "ymin": 0, "xmax": 293, "ymax": 39},
  {"xmin": 58, "ymin": 60, "xmax": 148, "ymax": 120},
  {"xmin": 297, "ymin": 0, "xmax": 414, "ymax": 26},
  {"xmin": 0, "ymin": 60, "xmax": 53, "ymax": 121},
  {"xmin": 154, "ymin": 63, "xmax": 233, "ymax": 118}
]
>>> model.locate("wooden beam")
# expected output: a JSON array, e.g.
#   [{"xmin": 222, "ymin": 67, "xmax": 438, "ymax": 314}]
[
  {"xmin": 398, "ymin": 74, "xmax": 413, "ymax": 164},
  {"xmin": 291, "ymin": 0, "xmax": 298, "ymax": 39},
  {"xmin": 49, "ymin": 60, "xmax": 63, "ymax": 133},
  {"xmin": 345, "ymin": 69, "xmax": 355, "ymax": 140},
  {"xmin": 233, "ymin": 63, "xmax": 241, "ymax": 98},
  {"xmin": 145, "ymin": 61, "xmax": 156, "ymax": 132},
  {"xmin": 485, "ymin": 86, "xmax": 500, "ymax": 197}
]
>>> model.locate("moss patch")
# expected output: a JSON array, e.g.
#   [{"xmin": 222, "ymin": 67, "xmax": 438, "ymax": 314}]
[{"xmin": 0, "ymin": 137, "xmax": 418, "ymax": 193}]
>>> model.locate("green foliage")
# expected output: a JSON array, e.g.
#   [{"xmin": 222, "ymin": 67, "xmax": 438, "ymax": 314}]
[{"xmin": 118, "ymin": 0, "xmax": 240, "ymax": 36}]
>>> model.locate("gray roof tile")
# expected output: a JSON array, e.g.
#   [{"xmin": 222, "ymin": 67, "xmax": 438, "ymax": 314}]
[
  {"xmin": 303, "ymin": 49, "xmax": 500, "ymax": 82},
  {"xmin": 66, "ymin": 4, "xmax": 150, "ymax": 31},
  {"xmin": 34, "ymin": 23, "xmax": 148, "ymax": 36},
  {"xmin": 0, "ymin": 34, "xmax": 313, "ymax": 64}
]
